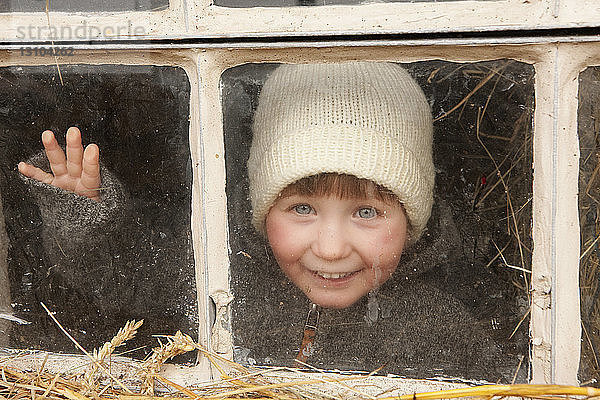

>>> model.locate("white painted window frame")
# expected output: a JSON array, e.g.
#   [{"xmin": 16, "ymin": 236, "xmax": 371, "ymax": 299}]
[
  {"xmin": 0, "ymin": 35, "xmax": 593, "ymax": 388},
  {"xmin": 0, "ymin": 0, "xmax": 191, "ymax": 42},
  {"xmin": 196, "ymin": 38, "xmax": 585, "ymax": 386},
  {"xmin": 0, "ymin": 0, "xmax": 600, "ymax": 42}
]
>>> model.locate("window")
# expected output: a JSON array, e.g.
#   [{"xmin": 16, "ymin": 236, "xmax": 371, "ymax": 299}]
[
  {"xmin": 0, "ymin": 0, "xmax": 596, "ymax": 389},
  {"xmin": 0, "ymin": 63, "xmax": 197, "ymax": 359},
  {"xmin": 221, "ymin": 59, "xmax": 533, "ymax": 382}
]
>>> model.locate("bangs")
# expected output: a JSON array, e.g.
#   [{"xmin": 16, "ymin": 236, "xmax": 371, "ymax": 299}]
[{"xmin": 278, "ymin": 173, "xmax": 399, "ymax": 204}]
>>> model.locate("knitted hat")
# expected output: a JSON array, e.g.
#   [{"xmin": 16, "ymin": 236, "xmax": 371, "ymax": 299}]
[{"xmin": 248, "ymin": 62, "xmax": 434, "ymax": 244}]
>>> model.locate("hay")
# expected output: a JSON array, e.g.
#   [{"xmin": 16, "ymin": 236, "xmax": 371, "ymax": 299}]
[
  {"xmin": 1, "ymin": 347, "xmax": 600, "ymax": 400},
  {"xmin": 1, "ymin": 319, "xmax": 599, "ymax": 400}
]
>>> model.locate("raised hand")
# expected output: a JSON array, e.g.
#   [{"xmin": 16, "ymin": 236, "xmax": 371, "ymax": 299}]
[{"xmin": 18, "ymin": 127, "xmax": 101, "ymax": 202}]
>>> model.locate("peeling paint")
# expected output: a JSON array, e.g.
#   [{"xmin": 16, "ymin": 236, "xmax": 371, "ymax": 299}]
[{"xmin": 210, "ymin": 290, "xmax": 234, "ymax": 355}]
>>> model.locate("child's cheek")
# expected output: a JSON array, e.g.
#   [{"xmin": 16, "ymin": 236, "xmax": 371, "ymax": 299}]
[
  {"xmin": 368, "ymin": 230, "xmax": 405, "ymax": 287},
  {"xmin": 265, "ymin": 211, "xmax": 297, "ymax": 263},
  {"xmin": 368, "ymin": 255, "xmax": 398, "ymax": 288}
]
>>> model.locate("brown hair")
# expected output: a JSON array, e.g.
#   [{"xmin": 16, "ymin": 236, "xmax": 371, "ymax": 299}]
[{"xmin": 278, "ymin": 173, "xmax": 400, "ymax": 205}]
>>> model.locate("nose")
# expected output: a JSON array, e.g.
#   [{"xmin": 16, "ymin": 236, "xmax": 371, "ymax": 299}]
[{"xmin": 311, "ymin": 222, "xmax": 352, "ymax": 260}]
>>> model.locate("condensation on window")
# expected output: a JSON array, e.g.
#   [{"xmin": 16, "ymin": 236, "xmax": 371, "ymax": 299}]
[
  {"xmin": 222, "ymin": 60, "xmax": 533, "ymax": 382},
  {"xmin": 0, "ymin": 0, "xmax": 168, "ymax": 12},
  {"xmin": 214, "ymin": 0, "xmax": 497, "ymax": 7},
  {"xmin": 0, "ymin": 64, "xmax": 197, "ymax": 360},
  {"xmin": 579, "ymin": 66, "xmax": 600, "ymax": 386}
]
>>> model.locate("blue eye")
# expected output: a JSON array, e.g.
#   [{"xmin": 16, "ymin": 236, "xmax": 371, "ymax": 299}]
[
  {"xmin": 293, "ymin": 204, "xmax": 313, "ymax": 215},
  {"xmin": 357, "ymin": 207, "xmax": 377, "ymax": 219}
]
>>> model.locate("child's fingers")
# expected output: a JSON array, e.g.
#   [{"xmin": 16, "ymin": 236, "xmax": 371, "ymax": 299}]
[
  {"xmin": 41, "ymin": 130, "xmax": 68, "ymax": 178},
  {"xmin": 79, "ymin": 144, "xmax": 101, "ymax": 200},
  {"xmin": 17, "ymin": 162, "xmax": 54, "ymax": 185},
  {"xmin": 65, "ymin": 127, "xmax": 84, "ymax": 179}
]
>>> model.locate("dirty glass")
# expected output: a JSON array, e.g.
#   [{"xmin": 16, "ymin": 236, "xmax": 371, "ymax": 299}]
[
  {"xmin": 579, "ymin": 66, "xmax": 600, "ymax": 385},
  {"xmin": 0, "ymin": 0, "xmax": 168, "ymax": 12},
  {"xmin": 0, "ymin": 64, "xmax": 197, "ymax": 360},
  {"xmin": 214, "ymin": 0, "xmax": 496, "ymax": 6},
  {"xmin": 222, "ymin": 60, "xmax": 533, "ymax": 382}
]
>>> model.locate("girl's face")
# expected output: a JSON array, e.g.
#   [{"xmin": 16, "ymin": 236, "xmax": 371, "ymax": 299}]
[{"xmin": 265, "ymin": 193, "xmax": 408, "ymax": 309}]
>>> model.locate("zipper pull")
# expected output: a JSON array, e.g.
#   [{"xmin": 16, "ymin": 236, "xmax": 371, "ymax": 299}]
[{"xmin": 294, "ymin": 303, "xmax": 320, "ymax": 367}]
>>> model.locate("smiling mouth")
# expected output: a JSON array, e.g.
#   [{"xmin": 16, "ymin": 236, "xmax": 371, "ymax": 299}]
[{"xmin": 313, "ymin": 270, "xmax": 359, "ymax": 280}]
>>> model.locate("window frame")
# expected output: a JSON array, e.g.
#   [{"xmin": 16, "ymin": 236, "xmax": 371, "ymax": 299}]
[
  {"xmin": 1, "ymin": 0, "xmax": 600, "ymax": 42},
  {"xmin": 0, "ymin": 47, "xmax": 213, "ymax": 381},
  {"xmin": 0, "ymin": 36, "xmax": 591, "ymax": 387},
  {"xmin": 0, "ymin": 0, "xmax": 191, "ymax": 42},
  {"xmin": 196, "ymin": 40, "xmax": 577, "ymax": 385}
]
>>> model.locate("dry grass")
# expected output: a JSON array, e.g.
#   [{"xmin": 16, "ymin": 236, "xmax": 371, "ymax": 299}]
[
  {"xmin": 439, "ymin": 60, "xmax": 533, "ymax": 348},
  {"xmin": 2, "ymin": 318, "xmax": 600, "ymax": 400},
  {"xmin": 84, "ymin": 319, "xmax": 144, "ymax": 393}
]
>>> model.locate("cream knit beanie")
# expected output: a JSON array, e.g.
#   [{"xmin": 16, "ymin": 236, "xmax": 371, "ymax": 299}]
[{"xmin": 248, "ymin": 62, "xmax": 434, "ymax": 244}]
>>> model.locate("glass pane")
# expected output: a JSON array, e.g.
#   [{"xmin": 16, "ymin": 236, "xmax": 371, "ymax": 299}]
[
  {"xmin": 222, "ymin": 60, "xmax": 533, "ymax": 381},
  {"xmin": 214, "ymin": 0, "xmax": 497, "ymax": 7},
  {"xmin": 579, "ymin": 66, "xmax": 600, "ymax": 385},
  {"xmin": 0, "ymin": 64, "xmax": 197, "ymax": 359},
  {"xmin": 0, "ymin": 0, "xmax": 168, "ymax": 12}
]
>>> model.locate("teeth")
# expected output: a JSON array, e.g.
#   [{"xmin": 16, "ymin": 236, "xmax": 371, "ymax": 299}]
[{"xmin": 316, "ymin": 271, "xmax": 353, "ymax": 279}]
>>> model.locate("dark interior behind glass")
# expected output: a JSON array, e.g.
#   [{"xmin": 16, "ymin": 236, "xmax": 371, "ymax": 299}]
[
  {"xmin": 0, "ymin": 64, "xmax": 197, "ymax": 360},
  {"xmin": 222, "ymin": 60, "xmax": 533, "ymax": 382}
]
